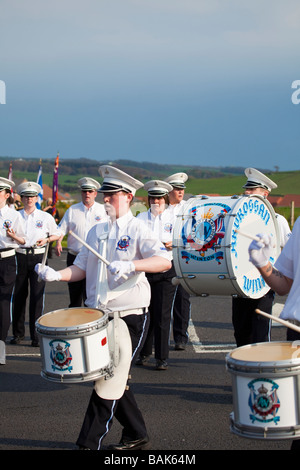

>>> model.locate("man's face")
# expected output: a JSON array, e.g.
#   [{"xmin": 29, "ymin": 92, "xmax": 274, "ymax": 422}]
[
  {"xmin": 103, "ymin": 191, "xmax": 132, "ymax": 218},
  {"xmin": 21, "ymin": 195, "xmax": 38, "ymax": 210},
  {"xmin": 81, "ymin": 189, "xmax": 98, "ymax": 207},
  {"xmin": 244, "ymin": 187, "xmax": 269, "ymax": 198},
  {"xmin": 169, "ymin": 187, "xmax": 184, "ymax": 205}
]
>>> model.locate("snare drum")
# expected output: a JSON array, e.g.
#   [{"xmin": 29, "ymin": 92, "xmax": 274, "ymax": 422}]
[
  {"xmin": 226, "ymin": 341, "xmax": 300, "ymax": 440},
  {"xmin": 172, "ymin": 194, "xmax": 280, "ymax": 298},
  {"xmin": 36, "ymin": 307, "xmax": 113, "ymax": 383}
]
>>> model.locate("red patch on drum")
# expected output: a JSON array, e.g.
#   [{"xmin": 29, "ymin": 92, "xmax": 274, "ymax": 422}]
[
  {"xmin": 84, "ymin": 309, "xmax": 96, "ymax": 314},
  {"xmin": 101, "ymin": 337, "xmax": 107, "ymax": 346}
]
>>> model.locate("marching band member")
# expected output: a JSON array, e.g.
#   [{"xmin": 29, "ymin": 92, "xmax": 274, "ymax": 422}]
[
  {"xmin": 11, "ymin": 182, "xmax": 61, "ymax": 347},
  {"xmin": 248, "ymin": 217, "xmax": 300, "ymax": 451},
  {"xmin": 35, "ymin": 166, "xmax": 171, "ymax": 450},
  {"xmin": 232, "ymin": 168, "xmax": 291, "ymax": 346},
  {"xmin": 165, "ymin": 172, "xmax": 191, "ymax": 351},
  {"xmin": 55, "ymin": 177, "xmax": 107, "ymax": 307},
  {"xmin": 0, "ymin": 177, "xmax": 26, "ymax": 365},
  {"xmin": 136, "ymin": 179, "xmax": 175, "ymax": 370}
]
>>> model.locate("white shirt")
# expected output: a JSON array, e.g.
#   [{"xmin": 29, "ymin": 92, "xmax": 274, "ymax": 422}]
[
  {"xmin": 137, "ymin": 208, "xmax": 175, "ymax": 261},
  {"xmin": 276, "ymin": 213, "xmax": 291, "ymax": 249},
  {"xmin": 19, "ymin": 208, "xmax": 61, "ymax": 247},
  {"xmin": 167, "ymin": 199, "xmax": 186, "ymax": 216},
  {"xmin": 275, "ymin": 217, "xmax": 300, "ymax": 321},
  {"xmin": 74, "ymin": 211, "xmax": 170, "ymax": 311},
  {"xmin": 0, "ymin": 205, "xmax": 26, "ymax": 249},
  {"xmin": 58, "ymin": 201, "xmax": 107, "ymax": 253}
]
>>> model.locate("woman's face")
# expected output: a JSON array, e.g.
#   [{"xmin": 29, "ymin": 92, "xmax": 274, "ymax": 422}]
[{"xmin": 149, "ymin": 196, "xmax": 166, "ymax": 216}]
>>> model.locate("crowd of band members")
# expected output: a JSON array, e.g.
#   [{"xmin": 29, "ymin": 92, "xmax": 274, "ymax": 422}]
[
  {"xmin": 0, "ymin": 167, "xmax": 290, "ymax": 366},
  {"xmin": 0, "ymin": 166, "xmax": 293, "ymax": 450},
  {"xmin": 0, "ymin": 171, "xmax": 191, "ymax": 367}
]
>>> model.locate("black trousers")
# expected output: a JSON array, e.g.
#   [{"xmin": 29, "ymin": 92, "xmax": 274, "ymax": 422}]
[
  {"xmin": 0, "ymin": 254, "xmax": 17, "ymax": 342},
  {"xmin": 140, "ymin": 266, "xmax": 176, "ymax": 361},
  {"xmin": 232, "ymin": 290, "xmax": 275, "ymax": 347},
  {"xmin": 172, "ymin": 284, "xmax": 191, "ymax": 345},
  {"xmin": 76, "ymin": 311, "xmax": 149, "ymax": 450},
  {"xmin": 13, "ymin": 252, "xmax": 46, "ymax": 342},
  {"xmin": 67, "ymin": 252, "xmax": 86, "ymax": 307}
]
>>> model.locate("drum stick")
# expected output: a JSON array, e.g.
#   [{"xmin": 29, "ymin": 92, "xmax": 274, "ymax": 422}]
[
  {"xmin": 235, "ymin": 230, "xmax": 276, "ymax": 248},
  {"xmin": 38, "ymin": 241, "xmax": 49, "ymax": 283},
  {"xmin": 256, "ymin": 309, "xmax": 300, "ymax": 334},
  {"xmin": 234, "ymin": 230, "xmax": 261, "ymax": 242},
  {"xmin": 69, "ymin": 230, "xmax": 128, "ymax": 280}
]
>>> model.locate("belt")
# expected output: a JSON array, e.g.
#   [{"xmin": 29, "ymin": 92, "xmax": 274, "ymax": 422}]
[
  {"xmin": 0, "ymin": 248, "xmax": 16, "ymax": 259},
  {"xmin": 108, "ymin": 308, "xmax": 147, "ymax": 319},
  {"xmin": 16, "ymin": 247, "xmax": 46, "ymax": 255},
  {"xmin": 68, "ymin": 249, "xmax": 79, "ymax": 256},
  {"xmin": 289, "ymin": 319, "xmax": 300, "ymax": 327}
]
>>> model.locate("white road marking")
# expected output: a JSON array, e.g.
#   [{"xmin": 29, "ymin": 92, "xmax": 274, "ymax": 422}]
[{"xmin": 188, "ymin": 318, "xmax": 236, "ymax": 353}]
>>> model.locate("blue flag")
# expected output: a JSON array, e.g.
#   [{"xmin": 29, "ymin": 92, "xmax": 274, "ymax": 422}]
[{"xmin": 36, "ymin": 162, "xmax": 43, "ymax": 209}]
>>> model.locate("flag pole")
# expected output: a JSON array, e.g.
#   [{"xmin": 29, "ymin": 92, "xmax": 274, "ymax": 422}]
[{"xmin": 52, "ymin": 152, "xmax": 59, "ymax": 217}]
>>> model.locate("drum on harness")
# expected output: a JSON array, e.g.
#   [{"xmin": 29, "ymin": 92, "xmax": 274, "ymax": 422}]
[{"xmin": 172, "ymin": 194, "xmax": 280, "ymax": 298}]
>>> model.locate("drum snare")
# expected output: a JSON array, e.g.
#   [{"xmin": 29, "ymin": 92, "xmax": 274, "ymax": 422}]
[
  {"xmin": 226, "ymin": 341, "xmax": 300, "ymax": 440},
  {"xmin": 36, "ymin": 307, "xmax": 113, "ymax": 383}
]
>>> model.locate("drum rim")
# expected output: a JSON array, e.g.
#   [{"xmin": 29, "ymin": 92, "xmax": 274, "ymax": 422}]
[
  {"xmin": 226, "ymin": 341, "xmax": 300, "ymax": 370},
  {"xmin": 36, "ymin": 307, "xmax": 108, "ymax": 334}
]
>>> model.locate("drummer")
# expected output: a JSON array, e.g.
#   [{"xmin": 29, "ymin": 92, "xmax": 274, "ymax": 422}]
[
  {"xmin": 248, "ymin": 216, "xmax": 300, "ymax": 450},
  {"xmin": 11, "ymin": 182, "xmax": 61, "ymax": 347},
  {"xmin": 0, "ymin": 177, "xmax": 26, "ymax": 365},
  {"xmin": 232, "ymin": 168, "xmax": 291, "ymax": 347},
  {"xmin": 164, "ymin": 172, "xmax": 191, "ymax": 351},
  {"xmin": 136, "ymin": 179, "xmax": 176, "ymax": 370},
  {"xmin": 55, "ymin": 177, "xmax": 107, "ymax": 307},
  {"xmin": 35, "ymin": 165, "xmax": 171, "ymax": 451}
]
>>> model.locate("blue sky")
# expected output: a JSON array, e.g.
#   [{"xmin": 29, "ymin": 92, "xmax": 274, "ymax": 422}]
[{"xmin": 0, "ymin": 0, "xmax": 300, "ymax": 171}]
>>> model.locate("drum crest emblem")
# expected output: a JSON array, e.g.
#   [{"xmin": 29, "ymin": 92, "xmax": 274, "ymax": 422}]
[
  {"xmin": 49, "ymin": 339, "xmax": 73, "ymax": 373},
  {"xmin": 248, "ymin": 378, "xmax": 280, "ymax": 424},
  {"xmin": 181, "ymin": 204, "xmax": 230, "ymax": 265}
]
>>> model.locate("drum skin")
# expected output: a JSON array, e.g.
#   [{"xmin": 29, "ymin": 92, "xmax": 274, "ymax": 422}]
[
  {"xmin": 172, "ymin": 195, "xmax": 280, "ymax": 298},
  {"xmin": 36, "ymin": 308, "xmax": 113, "ymax": 383},
  {"xmin": 226, "ymin": 341, "xmax": 300, "ymax": 440}
]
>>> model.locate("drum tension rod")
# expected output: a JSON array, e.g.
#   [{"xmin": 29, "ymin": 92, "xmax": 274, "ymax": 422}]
[{"xmin": 214, "ymin": 244, "xmax": 232, "ymax": 249}]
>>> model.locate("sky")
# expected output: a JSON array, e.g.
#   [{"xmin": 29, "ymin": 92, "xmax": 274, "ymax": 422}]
[{"xmin": 0, "ymin": 0, "xmax": 300, "ymax": 172}]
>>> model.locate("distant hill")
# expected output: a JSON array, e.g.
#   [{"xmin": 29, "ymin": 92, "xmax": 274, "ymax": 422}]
[{"xmin": 0, "ymin": 155, "xmax": 298, "ymax": 197}]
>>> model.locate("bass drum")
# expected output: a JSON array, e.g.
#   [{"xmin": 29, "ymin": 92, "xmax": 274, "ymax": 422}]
[{"xmin": 172, "ymin": 195, "xmax": 280, "ymax": 298}]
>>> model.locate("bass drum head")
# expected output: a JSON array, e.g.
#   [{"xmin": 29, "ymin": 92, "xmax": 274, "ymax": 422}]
[{"xmin": 173, "ymin": 195, "xmax": 280, "ymax": 298}]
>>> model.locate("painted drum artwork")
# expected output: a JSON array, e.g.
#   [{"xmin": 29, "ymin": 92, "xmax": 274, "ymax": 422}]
[
  {"xmin": 36, "ymin": 308, "xmax": 113, "ymax": 383},
  {"xmin": 226, "ymin": 341, "xmax": 300, "ymax": 440},
  {"xmin": 172, "ymin": 194, "xmax": 280, "ymax": 298}
]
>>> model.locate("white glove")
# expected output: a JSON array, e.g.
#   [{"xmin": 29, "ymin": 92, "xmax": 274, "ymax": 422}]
[
  {"xmin": 108, "ymin": 260, "xmax": 135, "ymax": 281},
  {"xmin": 35, "ymin": 263, "xmax": 62, "ymax": 282},
  {"xmin": 248, "ymin": 233, "xmax": 273, "ymax": 268}
]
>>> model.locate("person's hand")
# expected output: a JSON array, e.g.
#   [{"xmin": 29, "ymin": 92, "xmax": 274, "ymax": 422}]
[
  {"xmin": 248, "ymin": 233, "xmax": 273, "ymax": 268},
  {"xmin": 108, "ymin": 260, "xmax": 135, "ymax": 281},
  {"xmin": 35, "ymin": 264, "xmax": 62, "ymax": 281},
  {"xmin": 55, "ymin": 240, "xmax": 63, "ymax": 257}
]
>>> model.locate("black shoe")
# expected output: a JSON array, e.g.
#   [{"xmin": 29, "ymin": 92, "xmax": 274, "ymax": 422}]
[
  {"xmin": 31, "ymin": 340, "xmax": 39, "ymax": 347},
  {"xmin": 135, "ymin": 354, "xmax": 150, "ymax": 366},
  {"xmin": 175, "ymin": 342, "xmax": 186, "ymax": 351},
  {"xmin": 10, "ymin": 336, "xmax": 24, "ymax": 344},
  {"xmin": 107, "ymin": 436, "xmax": 150, "ymax": 451},
  {"xmin": 155, "ymin": 360, "xmax": 168, "ymax": 371}
]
